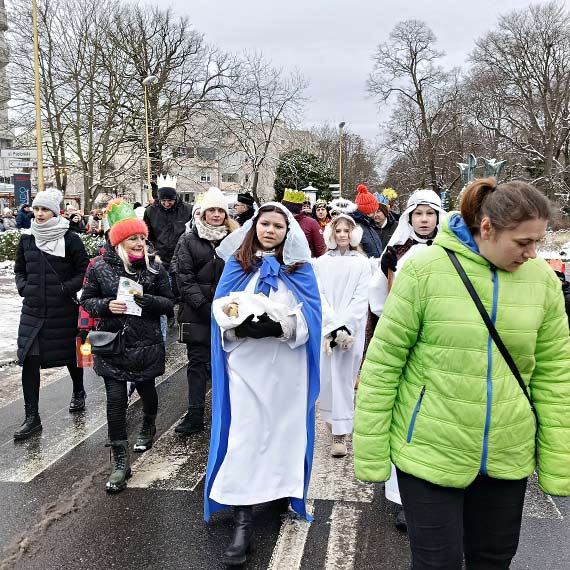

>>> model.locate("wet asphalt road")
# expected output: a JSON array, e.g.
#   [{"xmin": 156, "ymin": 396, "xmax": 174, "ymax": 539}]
[{"xmin": 0, "ymin": 334, "xmax": 569, "ymax": 570}]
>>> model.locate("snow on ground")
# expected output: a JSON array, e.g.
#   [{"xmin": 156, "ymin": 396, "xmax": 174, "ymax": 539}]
[{"xmin": 0, "ymin": 262, "xmax": 20, "ymax": 365}]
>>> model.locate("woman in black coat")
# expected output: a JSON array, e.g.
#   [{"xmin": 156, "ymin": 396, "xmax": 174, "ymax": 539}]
[
  {"xmin": 80, "ymin": 199, "xmax": 174, "ymax": 492},
  {"xmin": 173, "ymin": 186, "xmax": 238, "ymax": 435},
  {"xmin": 14, "ymin": 189, "xmax": 89, "ymax": 440}
]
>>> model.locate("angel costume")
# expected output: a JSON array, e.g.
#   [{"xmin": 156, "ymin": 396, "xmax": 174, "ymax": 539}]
[{"xmin": 204, "ymin": 203, "xmax": 321, "ymax": 522}]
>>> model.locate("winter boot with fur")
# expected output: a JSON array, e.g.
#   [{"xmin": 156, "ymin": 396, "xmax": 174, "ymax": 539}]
[
  {"xmin": 105, "ymin": 440, "xmax": 131, "ymax": 493},
  {"xmin": 174, "ymin": 407, "xmax": 205, "ymax": 435},
  {"xmin": 133, "ymin": 414, "xmax": 157, "ymax": 452},
  {"xmin": 13, "ymin": 405, "xmax": 43, "ymax": 440},
  {"xmin": 222, "ymin": 506, "xmax": 254, "ymax": 566}
]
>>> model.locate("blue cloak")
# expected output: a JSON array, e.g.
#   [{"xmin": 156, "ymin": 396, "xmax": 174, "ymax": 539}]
[{"xmin": 204, "ymin": 255, "xmax": 322, "ymax": 521}]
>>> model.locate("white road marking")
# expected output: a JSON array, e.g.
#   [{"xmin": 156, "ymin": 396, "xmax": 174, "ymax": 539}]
[
  {"xmin": 129, "ymin": 392, "xmax": 211, "ymax": 491},
  {"xmin": 324, "ymin": 503, "xmax": 360, "ymax": 570},
  {"xmin": 523, "ymin": 472, "xmax": 564, "ymax": 520},
  {"xmin": 267, "ymin": 501, "xmax": 314, "ymax": 570},
  {"xmin": 0, "ymin": 343, "xmax": 187, "ymax": 483}
]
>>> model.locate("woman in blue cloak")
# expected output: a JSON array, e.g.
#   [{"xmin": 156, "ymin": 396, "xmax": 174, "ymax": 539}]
[{"xmin": 204, "ymin": 203, "xmax": 321, "ymax": 566}]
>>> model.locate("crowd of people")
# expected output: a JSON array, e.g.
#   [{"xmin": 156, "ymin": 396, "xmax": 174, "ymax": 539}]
[{"xmin": 10, "ymin": 176, "xmax": 570, "ymax": 568}]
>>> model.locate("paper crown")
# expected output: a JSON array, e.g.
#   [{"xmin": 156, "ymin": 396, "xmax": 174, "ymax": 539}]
[
  {"xmin": 157, "ymin": 174, "xmax": 177, "ymax": 190},
  {"xmin": 283, "ymin": 188, "xmax": 305, "ymax": 204},
  {"xmin": 106, "ymin": 199, "xmax": 148, "ymax": 246}
]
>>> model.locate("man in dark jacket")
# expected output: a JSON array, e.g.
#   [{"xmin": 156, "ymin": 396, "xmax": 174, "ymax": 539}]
[
  {"xmin": 234, "ymin": 192, "xmax": 255, "ymax": 226},
  {"xmin": 373, "ymin": 203, "xmax": 397, "ymax": 248},
  {"xmin": 281, "ymin": 189, "xmax": 326, "ymax": 257},
  {"xmin": 16, "ymin": 204, "xmax": 33, "ymax": 229},
  {"xmin": 143, "ymin": 176, "xmax": 192, "ymax": 271},
  {"xmin": 352, "ymin": 184, "xmax": 383, "ymax": 258}
]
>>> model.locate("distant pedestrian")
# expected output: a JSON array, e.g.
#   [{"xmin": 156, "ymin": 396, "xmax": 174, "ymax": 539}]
[
  {"xmin": 68, "ymin": 212, "xmax": 86, "ymax": 234},
  {"xmin": 173, "ymin": 186, "xmax": 238, "ymax": 435},
  {"xmin": 314, "ymin": 214, "xmax": 370, "ymax": 457},
  {"xmin": 233, "ymin": 192, "xmax": 255, "ymax": 226},
  {"xmin": 281, "ymin": 188, "xmax": 326, "ymax": 257},
  {"xmin": 14, "ymin": 189, "xmax": 89, "ymax": 440},
  {"xmin": 311, "ymin": 199, "xmax": 331, "ymax": 234},
  {"xmin": 350, "ymin": 184, "xmax": 383, "ymax": 258},
  {"xmin": 3, "ymin": 208, "xmax": 16, "ymax": 230},
  {"xmin": 372, "ymin": 197, "xmax": 397, "ymax": 246},
  {"xmin": 16, "ymin": 204, "xmax": 33, "ymax": 229},
  {"xmin": 81, "ymin": 199, "xmax": 174, "ymax": 492},
  {"xmin": 354, "ymin": 178, "xmax": 570, "ymax": 569},
  {"xmin": 87, "ymin": 210, "xmax": 105, "ymax": 236},
  {"xmin": 205, "ymin": 203, "xmax": 321, "ymax": 566}
]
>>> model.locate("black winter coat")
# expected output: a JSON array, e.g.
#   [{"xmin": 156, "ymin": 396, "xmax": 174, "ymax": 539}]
[
  {"xmin": 143, "ymin": 199, "xmax": 192, "ymax": 270},
  {"xmin": 351, "ymin": 211, "xmax": 384, "ymax": 258},
  {"xmin": 80, "ymin": 249, "xmax": 174, "ymax": 382},
  {"xmin": 175, "ymin": 227, "xmax": 225, "ymax": 345},
  {"xmin": 15, "ymin": 231, "xmax": 89, "ymax": 367},
  {"xmin": 375, "ymin": 212, "xmax": 397, "ymax": 249},
  {"xmin": 562, "ymin": 280, "xmax": 570, "ymax": 329}
]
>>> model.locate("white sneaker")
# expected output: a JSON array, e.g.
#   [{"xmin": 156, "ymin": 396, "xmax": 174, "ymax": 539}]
[{"xmin": 331, "ymin": 434, "xmax": 347, "ymax": 457}]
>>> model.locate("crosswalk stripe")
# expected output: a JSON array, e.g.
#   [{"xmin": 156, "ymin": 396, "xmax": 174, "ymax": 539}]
[
  {"xmin": 267, "ymin": 501, "xmax": 314, "ymax": 570},
  {"xmin": 129, "ymin": 392, "xmax": 211, "ymax": 491},
  {"xmin": 324, "ymin": 503, "xmax": 360, "ymax": 570},
  {"xmin": 0, "ymin": 343, "xmax": 187, "ymax": 483}
]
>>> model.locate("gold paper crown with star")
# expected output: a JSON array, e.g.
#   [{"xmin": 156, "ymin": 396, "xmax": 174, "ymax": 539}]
[{"xmin": 283, "ymin": 188, "xmax": 305, "ymax": 204}]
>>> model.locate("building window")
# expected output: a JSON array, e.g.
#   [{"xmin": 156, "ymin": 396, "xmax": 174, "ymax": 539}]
[
  {"xmin": 197, "ymin": 147, "xmax": 216, "ymax": 161},
  {"xmin": 200, "ymin": 173, "xmax": 212, "ymax": 183},
  {"xmin": 222, "ymin": 173, "xmax": 239, "ymax": 183}
]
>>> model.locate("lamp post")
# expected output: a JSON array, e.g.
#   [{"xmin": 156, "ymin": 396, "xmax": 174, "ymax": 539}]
[
  {"xmin": 31, "ymin": 0, "xmax": 44, "ymax": 192},
  {"xmin": 338, "ymin": 121, "xmax": 345, "ymax": 198},
  {"xmin": 142, "ymin": 74, "xmax": 158, "ymax": 202}
]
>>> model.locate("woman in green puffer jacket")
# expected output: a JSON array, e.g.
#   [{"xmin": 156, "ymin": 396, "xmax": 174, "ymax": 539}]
[{"xmin": 354, "ymin": 178, "xmax": 570, "ymax": 570}]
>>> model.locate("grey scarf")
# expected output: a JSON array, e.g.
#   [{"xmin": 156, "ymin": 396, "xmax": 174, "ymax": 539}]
[
  {"xmin": 30, "ymin": 216, "xmax": 69, "ymax": 257},
  {"xmin": 195, "ymin": 217, "xmax": 228, "ymax": 242}
]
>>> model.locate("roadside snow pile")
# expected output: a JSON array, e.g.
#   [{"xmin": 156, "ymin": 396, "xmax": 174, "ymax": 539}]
[{"xmin": 0, "ymin": 260, "xmax": 14, "ymax": 275}]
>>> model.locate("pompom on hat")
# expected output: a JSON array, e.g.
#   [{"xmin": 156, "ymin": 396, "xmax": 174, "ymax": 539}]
[
  {"xmin": 281, "ymin": 188, "xmax": 305, "ymax": 214},
  {"xmin": 32, "ymin": 188, "xmax": 63, "ymax": 216},
  {"xmin": 355, "ymin": 184, "xmax": 379, "ymax": 215},
  {"xmin": 106, "ymin": 199, "xmax": 148, "ymax": 246}
]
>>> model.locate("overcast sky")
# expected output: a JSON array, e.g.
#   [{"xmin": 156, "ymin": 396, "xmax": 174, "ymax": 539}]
[{"xmin": 162, "ymin": 0, "xmax": 539, "ymax": 142}]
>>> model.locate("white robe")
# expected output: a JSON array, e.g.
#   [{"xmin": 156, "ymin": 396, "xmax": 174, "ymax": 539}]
[
  {"xmin": 313, "ymin": 251, "xmax": 371, "ymax": 435},
  {"xmin": 209, "ymin": 274, "xmax": 309, "ymax": 506},
  {"xmin": 368, "ymin": 241, "xmax": 428, "ymax": 505}
]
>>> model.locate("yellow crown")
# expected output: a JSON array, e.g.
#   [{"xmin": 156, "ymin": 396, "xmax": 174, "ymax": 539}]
[{"xmin": 283, "ymin": 188, "xmax": 305, "ymax": 204}]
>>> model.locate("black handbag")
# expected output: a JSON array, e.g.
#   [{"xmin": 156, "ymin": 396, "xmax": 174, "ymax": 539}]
[
  {"xmin": 87, "ymin": 329, "xmax": 125, "ymax": 355},
  {"xmin": 444, "ymin": 248, "xmax": 538, "ymax": 427}
]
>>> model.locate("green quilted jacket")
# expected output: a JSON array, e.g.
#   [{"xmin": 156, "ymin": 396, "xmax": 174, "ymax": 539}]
[{"xmin": 354, "ymin": 214, "xmax": 570, "ymax": 495}]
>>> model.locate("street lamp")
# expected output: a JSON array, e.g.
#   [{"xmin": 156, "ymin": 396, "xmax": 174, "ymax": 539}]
[
  {"xmin": 338, "ymin": 121, "xmax": 345, "ymax": 198},
  {"xmin": 31, "ymin": 0, "xmax": 44, "ymax": 191},
  {"xmin": 142, "ymin": 74, "xmax": 158, "ymax": 202}
]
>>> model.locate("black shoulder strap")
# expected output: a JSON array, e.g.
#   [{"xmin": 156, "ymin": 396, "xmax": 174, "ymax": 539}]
[{"xmin": 444, "ymin": 248, "xmax": 536, "ymax": 415}]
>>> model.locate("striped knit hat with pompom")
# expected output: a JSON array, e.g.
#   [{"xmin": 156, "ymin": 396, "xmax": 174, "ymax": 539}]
[{"xmin": 106, "ymin": 199, "xmax": 149, "ymax": 246}]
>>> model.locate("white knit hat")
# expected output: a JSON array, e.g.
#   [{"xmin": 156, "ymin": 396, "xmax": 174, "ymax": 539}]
[
  {"xmin": 200, "ymin": 186, "xmax": 228, "ymax": 216},
  {"xmin": 32, "ymin": 189, "xmax": 63, "ymax": 216}
]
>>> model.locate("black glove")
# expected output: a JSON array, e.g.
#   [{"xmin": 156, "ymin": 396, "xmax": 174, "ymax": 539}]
[
  {"xmin": 235, "ymin": 313, "xmax": 283, "ymax": 339},
  {"xmin": 134, "ymin": 293, "xmax": 162, "ymax": 315},
  {"xmin": 380, "ymin": 246, "xmax": 398, "ymax": 278},
  {"xmin": 77, "ymin": 329, "xmax": 89, "ymax": 343},
  {"xmin": 330, "ymin": 326, "xmax": 351, "ymax": 349}
]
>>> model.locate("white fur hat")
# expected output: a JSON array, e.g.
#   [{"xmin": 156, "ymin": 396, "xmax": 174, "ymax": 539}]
[
  {"xmin": 329, "ymin": 198, "xmax": 357, "ymax": 215},
  {"xmin": 200, "ymin": 186, "xmax": 228, "ymax": 216},
  {"xmin": 323, "ymin": 213, "xmax": 363, "ymax": 249},
  {"xmin": 32, "ymin": 188, "xmax": 63, "ymax": 216}
]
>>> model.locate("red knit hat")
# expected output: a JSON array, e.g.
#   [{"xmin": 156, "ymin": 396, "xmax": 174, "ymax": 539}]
[
  {"xmin": 106, "ymin": 199, "xmax": 149, "ymax": 246},
  {"xmin": 355, "ymin": 184, "xmax": 379, "ymax": 215}
]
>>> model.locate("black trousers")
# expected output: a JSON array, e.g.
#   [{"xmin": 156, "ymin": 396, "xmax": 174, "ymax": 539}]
[
  {"xmin": 103, "ymin": 377, "xmax": 158, "ymax": 441},
  {"xmin": 397, "ymin": 468, "xmax": 528, "ymax": 570},
  {"xmin": 186, "ymin": 342, "xmax": 210, "ymax": 411},
  {"xmin": 22, "ymin": 356, "xmax": 84, "ymax": 409}
]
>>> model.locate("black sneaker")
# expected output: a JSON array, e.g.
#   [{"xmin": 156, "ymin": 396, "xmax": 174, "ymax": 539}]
[{"xmin": 69, "ymin": 391, "xmax": 86, "ymax": 413}]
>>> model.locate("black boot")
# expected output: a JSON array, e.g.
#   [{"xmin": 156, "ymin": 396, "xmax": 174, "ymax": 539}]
[
  {"xmin": 133, "ymin": 414, "xmax": 157, "ymax": 452},
  {"xmin": 14, "ymin": 406, "xmax": 42, "ymax": 440},
  {"xmin": 174, "ymin": 407, "xmax": 204, "ymax": 435},
  {"xmin": 222, "ymin": 506, "xmax": 254, "ymax": 566},
  {"xmin": 395, "ymin": 506, "xmax": 407, "ymax": 532},
  {"xmin": 69, "ymin": 390, "xmax": 86, "ymax": 412}
]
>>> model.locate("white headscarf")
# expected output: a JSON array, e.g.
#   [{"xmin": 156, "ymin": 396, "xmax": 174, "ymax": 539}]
[
  {"xmin": 387, "ymin": 189, "xmax": 446, "ymax": 248},
  {"xmin": 216, "ymin": 202, "xmax": 311, "ymax": 265}
]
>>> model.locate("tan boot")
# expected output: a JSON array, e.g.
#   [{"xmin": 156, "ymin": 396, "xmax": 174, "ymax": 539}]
[{"xmin": 331, "ymin": 434, "xmax": 347, "ymax": 457}]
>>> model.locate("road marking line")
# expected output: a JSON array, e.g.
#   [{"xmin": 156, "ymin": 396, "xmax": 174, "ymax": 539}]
[
  {"xmin": 325, "ymin": 503, "xmax": 360, "ymax": 570},
  {"xmin": 129, "ymin": 392, "xmax": 211, "ymax": 491},
  {"xmin": 267, "ymin": 501, "xmax": 314, "ymax": 570},
  {"xmin": 523, "ymin": 472, "xmax": 564, "ymax": 520},
  {"xmin": 0, "ymin": 344, "xmax": 187, "ymax": 483}
]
